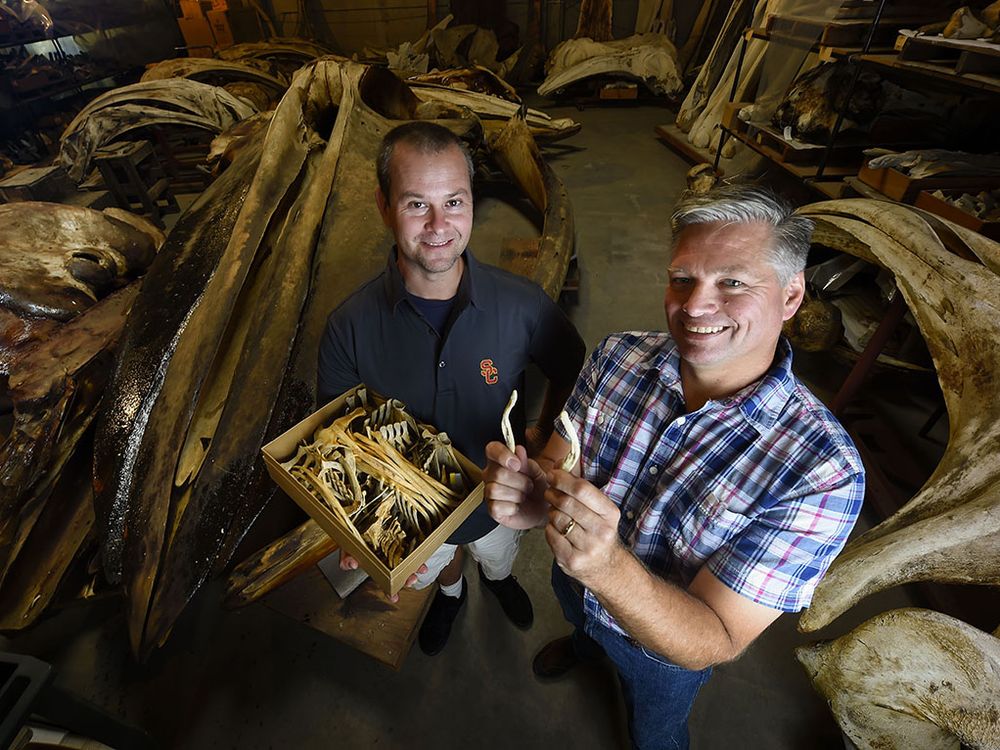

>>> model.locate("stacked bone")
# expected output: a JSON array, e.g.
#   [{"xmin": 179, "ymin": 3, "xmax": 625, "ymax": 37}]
[{"xmin": 281, "ymin": 390, "xmax": 469, "ymax": 569}]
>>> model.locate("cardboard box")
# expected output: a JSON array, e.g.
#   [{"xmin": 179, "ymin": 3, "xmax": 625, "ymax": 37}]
[
  {"xmin": 206, "ymin": 9, "xmax": 233, "ymax": 48},
  {"xmin": 599, "ymin": 82, "xmax": 638, "ymax": 100},
  {"xmin": 915, "ymin": 189, "xmax": 1000, "ymax": 241},
  {"xmin": 262, "ymin": 386, "xmax": 484, "ymax": 596},
  {"xmin": 177, "ymin": 15, "xmax": 216, "ymax": 54},
  {"xmin": 206, "ymin": 8, "xmax": 260, "ymax": 49},
  {"xmin": 179, "ymin": 0, "xmax": 213, "ymax": 17}
]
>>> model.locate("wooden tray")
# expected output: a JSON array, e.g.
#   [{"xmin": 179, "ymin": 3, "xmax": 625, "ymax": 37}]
[
  {"xmin": 897, "ymin": 33, "xmax": 1000, "ymax": 76},
  {"xmin": 915, "ymin": 189, "xmax": 1000, "ymax": 240},
  {"xmin": 858, "ymin": 164, "xmax": 1000, "ymax": 202},
  {"xmin": 262, "ymin": 385, "xmax": 484, "ymax": 596},
  {"xmin": 765, "ymin": 14, "xmax": 904, "ymax": 48}
]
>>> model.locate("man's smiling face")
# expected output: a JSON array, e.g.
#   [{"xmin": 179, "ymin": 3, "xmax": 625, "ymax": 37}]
[
  {"xmin": 377, "ymin": 142, "xmax": 473, "ymax": 283},
  {"xmin": 664, "ymin": 220, "xmax": 804, "ymax": 382}
]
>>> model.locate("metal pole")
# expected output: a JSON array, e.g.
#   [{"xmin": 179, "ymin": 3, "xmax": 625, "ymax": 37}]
[
  {"xmin": 713, "ymin": 19, "xmax": 750, "ymax": 172},
  {"xmin": 814, "ymin": 0, "xmax": 889, "ymax": 180}
]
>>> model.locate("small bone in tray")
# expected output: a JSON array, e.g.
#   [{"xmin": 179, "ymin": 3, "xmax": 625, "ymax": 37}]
[{"xmin": 281, "ymin": 389, "xmax": 471, "ymax": 568}]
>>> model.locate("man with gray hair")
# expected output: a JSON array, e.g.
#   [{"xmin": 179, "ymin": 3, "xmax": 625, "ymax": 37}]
[{"xmin": 483, "ymin": 183, "xmax": 865, "ymax": 748}]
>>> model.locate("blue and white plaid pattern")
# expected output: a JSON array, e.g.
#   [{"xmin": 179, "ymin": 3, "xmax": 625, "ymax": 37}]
[{"xmin": 556, "ymin": 332, "xmax": 865, "ymax": 634}]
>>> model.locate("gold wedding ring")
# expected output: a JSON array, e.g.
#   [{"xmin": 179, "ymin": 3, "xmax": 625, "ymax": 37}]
[{"xmin": 560, "ymin": 518, "xmax": 577, "ymax": 537}]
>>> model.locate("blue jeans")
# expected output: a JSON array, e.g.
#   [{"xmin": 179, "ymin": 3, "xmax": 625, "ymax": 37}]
[{"xmin": 551, "ymin": 563, "xmax": 712, "ymax": 750}]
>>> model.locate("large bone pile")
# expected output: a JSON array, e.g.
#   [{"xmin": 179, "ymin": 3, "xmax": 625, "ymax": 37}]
[{"xmin": 281, "ymin": 390, "xmax": 469, "ymax": 568}]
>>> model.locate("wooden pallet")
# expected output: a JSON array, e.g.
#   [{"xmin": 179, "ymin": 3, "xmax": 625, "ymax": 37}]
[
  {"xmin": 263, "ymin": 564, "xmax": 434, "ymax": 670},
  {"xmin": 896, "ymin": 33, "xmax": 1000, "ymax": 75},
  {"xmin": 857, "ymin": 52, "xmax": 1000, "ymax": 95},
  {"xmin": 750, "ymin": 26, "xmax": 894, "ymax": 61},
  {"xmin": 722, "ymin": 102, "xmax": 864, "ymax": 168},
  {"xmin": 722, "ymin": 124, "xmax": 854, "ymax": 196}
]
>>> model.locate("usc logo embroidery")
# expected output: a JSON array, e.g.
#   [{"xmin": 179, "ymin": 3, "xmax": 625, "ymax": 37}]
[{"xmin": 479, "ymin": 358, "xmax": 499, "ymax": 385}]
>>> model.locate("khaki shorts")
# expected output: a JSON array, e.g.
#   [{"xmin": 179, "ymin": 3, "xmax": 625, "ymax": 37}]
[{"xmin": 412, "ymin": 523, "xmax": 524, "ymax": 589}]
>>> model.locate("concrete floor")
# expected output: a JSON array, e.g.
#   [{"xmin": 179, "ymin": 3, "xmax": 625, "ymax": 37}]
[{"xmin": 2, "ymin": 100, "xmax": 924, "ymax": 749}]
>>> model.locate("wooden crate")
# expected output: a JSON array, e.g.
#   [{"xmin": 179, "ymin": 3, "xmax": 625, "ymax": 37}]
[
  {"xmin": 915, "ymin": 189, "xmax": 1000, "ymax": 240},
  {"xmin": 0, "ymin": 165, "xmax": 73, "ymax": 203},
  {"xmin": 721, "ymin": 101, "xmax": 752, "ymax": 134},
  {"xmin": 745, "ymin": 121, "xmax": 865, "ymax": 166},
  {"xmin": 897, "ymin": 34, "xmax": 1000, "ymax": 76},
  {"xmin": 599, "ymin": 82, "xmax": 638, "ymax": 100},
  {"xmin": 858, "ymin": 164, "xmax": 1000, "ymax": 202},
  {"xmin": 764, "ymin": 14, "xmax": 903, "ymax": 48},
  {"xmin": 262, "ymin": 385, "xmax": 484, "ymax": 596}
]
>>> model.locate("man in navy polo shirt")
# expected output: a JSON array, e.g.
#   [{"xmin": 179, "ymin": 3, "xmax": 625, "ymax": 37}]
[{"xmin": 318, "ymin": 121, "xmax": 584, "ymax": 656}]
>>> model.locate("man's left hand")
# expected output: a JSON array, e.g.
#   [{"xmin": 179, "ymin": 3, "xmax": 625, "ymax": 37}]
[{"xmin": 543, "ymin": 470, "xmax": 625, "ymax": 589}]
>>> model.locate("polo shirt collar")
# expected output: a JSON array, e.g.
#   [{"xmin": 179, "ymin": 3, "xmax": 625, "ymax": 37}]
[
  {"xmin": 648, "ymin": 335, "xmax": 797, "ymax": 428},
  {"xmin": 382, "ymin": 246, "xmax": 483, "ymax": 312}
]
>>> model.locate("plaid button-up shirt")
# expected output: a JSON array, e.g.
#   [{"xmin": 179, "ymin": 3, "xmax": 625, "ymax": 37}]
[{"xmin": 556, "ymin": 332, "xmax": 865, "ymax": 636}]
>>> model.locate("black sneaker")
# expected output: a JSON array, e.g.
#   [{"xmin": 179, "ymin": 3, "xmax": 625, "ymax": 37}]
[
  {"xmin": 418, "ymin": 580, "xmax": 467, "ymax": 656},
  {"xmin": 478, "ymin": 564, "xmax": 533, "ymax": 629},
  {"xmin": 532, "ymin": 636, "xmax": 579, "ymax": 679}
]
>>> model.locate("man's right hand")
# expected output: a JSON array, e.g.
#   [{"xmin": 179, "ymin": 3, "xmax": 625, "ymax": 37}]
[{"xmin": 483, "ymin": 440, "xmax": 550, "ymax": 529}]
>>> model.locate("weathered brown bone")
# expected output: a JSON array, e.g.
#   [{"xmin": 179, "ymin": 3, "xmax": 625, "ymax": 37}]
[
  {"xmin": 141, "ymin": 57, "xmax": 288, "ymax": 91},
  {"xmin": 409, "ymin": 79, "xmax": 580, "ymax": 143},
  {"xmin": 59, "ymin": 79, "xmax": 257, "ymax": 181},
  {"xmin": 796, "ymin": 199, "xmax": 1000, "ymax": 633},
  {"xmin": 223, "ymin": 519, "xmax": 337, "ymax": 609},
  {"xmin": 539, "ymin": 33, "xmax": 682, "ymax": 98},
  {"xmin": 215, "ymin": 38, "xmax": 340, "ymax": 78},
  {"xmin": 0, "ymin": 202, "xmax": 161, "ymax": 321},
  {"xmin": 0, "ymin": 283, "xmax": 138, "ymax": 594},
  {"xmin": 797, "ymin": 608, "xmax": 1000, "ymax": 750}
]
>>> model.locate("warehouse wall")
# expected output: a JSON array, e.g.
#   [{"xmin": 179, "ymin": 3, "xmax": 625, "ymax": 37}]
[{"xmin": 263, "ymin": 0, "xmax": 643, "ymax": 58}]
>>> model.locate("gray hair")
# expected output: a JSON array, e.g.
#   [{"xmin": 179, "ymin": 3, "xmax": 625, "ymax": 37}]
[
  {"xmin": 376, "ymin": 121, "xmax": 475, "ymax": 199},
  {"xmin": 670, "ymin": 184, "xmax": 813, "ymax": 285}
]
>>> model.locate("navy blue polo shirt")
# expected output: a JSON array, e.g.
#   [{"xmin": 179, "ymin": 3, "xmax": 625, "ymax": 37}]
[{"xmin": 317, "ymin": 248, "xmax": 585, "ymax": 544}]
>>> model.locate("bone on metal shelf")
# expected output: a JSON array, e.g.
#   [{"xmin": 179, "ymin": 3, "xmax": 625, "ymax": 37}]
[
  {"xmin": 855, "ymin": 32, "xmax": 1000, "ymax": 96},
  {"xmin": 748, "ymin": 26, "xmax": 894, "ymax": 62},
  {"xmin": 718, "ymin": 123, "xmax": 854, "ymax": 198},
  {"xmin": 714, "ymin": 0, "xmax": 893, "ymax": 182}
]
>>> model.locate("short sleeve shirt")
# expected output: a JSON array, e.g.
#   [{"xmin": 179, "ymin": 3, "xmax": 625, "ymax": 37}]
[
  {"xmin": 556, "ymin": 332, "xmax": 865, "ymax": 635},
  {"xmin": 318, "ymin": 248, "xmax": 585, "ymax": 544}
]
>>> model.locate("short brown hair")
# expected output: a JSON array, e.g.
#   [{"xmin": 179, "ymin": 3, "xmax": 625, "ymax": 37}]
[{"xmin": 376, "ymin": 121, "xmax": 475, "ymax": 198}]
